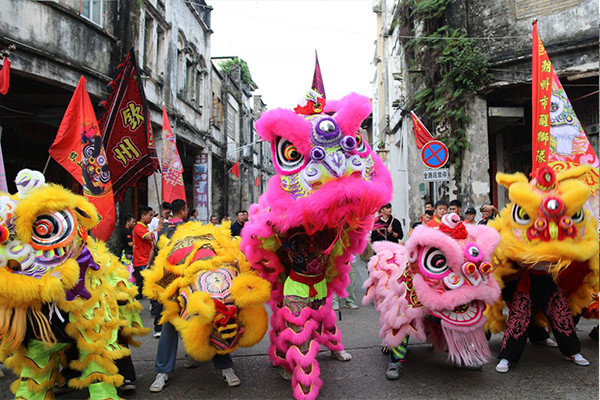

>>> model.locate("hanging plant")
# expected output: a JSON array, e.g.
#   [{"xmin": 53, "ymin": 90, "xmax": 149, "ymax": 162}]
[{"xmin": 400, "ymin": 0, "xmax": 490, "ymax": 183}]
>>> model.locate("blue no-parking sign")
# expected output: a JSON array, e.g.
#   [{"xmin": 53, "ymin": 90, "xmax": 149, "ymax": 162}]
[{"xmin": 421, "ymin": 140, "xmax": 449, "ymax": 169}]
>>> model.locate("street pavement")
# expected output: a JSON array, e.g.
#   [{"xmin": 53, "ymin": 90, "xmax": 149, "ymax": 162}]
[{"xmin": 1, "ymin": 261, "xmax": 598, "ymax": 399}]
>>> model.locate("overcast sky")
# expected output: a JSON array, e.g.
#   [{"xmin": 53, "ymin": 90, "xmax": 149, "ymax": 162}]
[{"xmin": 208, "ymin": 0, "xmax": 377, "ymax": 109}]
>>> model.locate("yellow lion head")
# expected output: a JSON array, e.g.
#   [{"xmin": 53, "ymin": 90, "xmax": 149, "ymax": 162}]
[
  {"xmin": 492, "ymin": 165, "xmax": 597, "ymax": 271},
  {"xmin": 486, "ymin": 165, "xmax": 599, "ymax": 333},
  {"xmin": 143, "ymin": 222, "xmax": 271, "ymax": 361}
]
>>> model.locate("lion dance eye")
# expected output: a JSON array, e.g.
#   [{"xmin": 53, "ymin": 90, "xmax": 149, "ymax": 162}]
[
  {"xmin": 421, "ymin": 246, "xmax": 449, "ymax": 277},
  {"xmin": 31, "ymin": 210, "xmax": 76, "ymax": 250},
  {"xmin": 511, "ymin": 204, "xmax": 531, "ymax": 225},
  {"xmin": 355, "ymin": 133, "xmax": 367, "ymax": 153},
  {"xmin": 275, "ymin": 138, "xmax": 305, "ymax": 172},
  {"xmin": 571, "ymin": 208, "xmax": 584, "ymax": 224}
]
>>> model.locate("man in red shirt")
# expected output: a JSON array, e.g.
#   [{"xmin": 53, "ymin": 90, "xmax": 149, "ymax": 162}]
[
  {"xmin": 133, "ymin": 206, "xmax": 155, "ymax": 297},
  {"xmin": 426, "ymin": 200, "xmax": 448, "ymax": 228}
]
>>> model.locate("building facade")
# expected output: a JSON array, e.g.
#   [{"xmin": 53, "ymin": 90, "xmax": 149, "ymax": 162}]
[
  {"xmin": 0, "ymin": 0, "xmax": 273, "ymax": 233},
  {"xmin": 373, "ymin": 0, "xmax": 598, "ymax": 227}
]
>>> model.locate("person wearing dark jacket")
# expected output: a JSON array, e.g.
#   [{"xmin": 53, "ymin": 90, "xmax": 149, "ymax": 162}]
[{"xmin": 371, "ymin": 203, "xmax": 403, "ymax": 243}]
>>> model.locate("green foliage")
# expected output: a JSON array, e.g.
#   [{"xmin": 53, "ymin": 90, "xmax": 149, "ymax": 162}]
[
  {"xmin": 401, "ymin": 0, "xmax": 490, "ymax": 183},
  {"xmin": 219, "ymin": 58, "xmax": 256, "ymax": 87}
]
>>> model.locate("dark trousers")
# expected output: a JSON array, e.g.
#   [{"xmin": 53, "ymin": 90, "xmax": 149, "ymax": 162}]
[
  {"xmin": 153, "ymin": 301, "xmax": 163, "ymax": 333},
  {"xmin": 499, "ymin": 273, "xmax": 580, "ymax": 363},
  {"xmin": 132, "ymin": 266, "xmax": 145, "ymax": 299}
]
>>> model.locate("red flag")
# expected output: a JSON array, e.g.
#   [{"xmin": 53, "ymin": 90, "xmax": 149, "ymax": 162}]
[
  {"xmin": 0, "ymin": 58, "xmax": 10, "ymax": 95},
  {"xmin": 254, "ymin": 174, "xmax": 261, "ymax": 187},
  {"xmin": 231, "ymin": 160, "xmax": 240, "ymax": 178},
  {"xmin": 99, "ymin": 49, "xmax": 159, "ymax": 202},
  {"xmin": 411, "ymin": 111, "xmax": 434, "ymax": 149},
  {"xmin": 161, "ymin": 106, "xmax": 187, "ymax": 203},
  {"xmin": 49, "ymin": 76, "xmax": 115, "ymax": 241},
  {"xmin": 311, "ymin": 50, "xmax": 326, "ymax": 98},
  {"xmin": 531, "ymin": 20, "xmax": 553, "ymax": 174}
]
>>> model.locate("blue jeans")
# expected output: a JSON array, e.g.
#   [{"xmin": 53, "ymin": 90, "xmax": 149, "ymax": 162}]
[{"xmin": 155, "ymin": 322, "xmax": 233, "ymax": 373}]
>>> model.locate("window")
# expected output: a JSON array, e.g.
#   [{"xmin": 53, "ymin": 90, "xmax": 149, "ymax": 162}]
[
  {"xmin": 144, "ymin": 17, "xmax": 156, "ymax": 72},
  {"xmin": 80, "ymin": 0, "xmax": 103, "ymax": 27},
  {"xmin": 155, "ymin": 27, "xmax": 166, "ymax": 78},
  {"xmin": 211, "ymin": 93, "xmax": 223, "ymax": 127}
]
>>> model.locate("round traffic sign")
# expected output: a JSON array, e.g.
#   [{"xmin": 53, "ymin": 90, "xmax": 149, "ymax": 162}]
[{"xmin": 421, "ymin": 140, "xmax": 449, "ymax": 169}]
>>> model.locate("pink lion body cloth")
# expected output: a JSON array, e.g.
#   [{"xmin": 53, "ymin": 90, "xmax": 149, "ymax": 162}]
[
  {"xmin": 241, "ymin": 92, "xmax": 392, "ymax": 400},
  {"xmin": 363, "ymin": 213, "xmax": 501, "ymax": 367}
]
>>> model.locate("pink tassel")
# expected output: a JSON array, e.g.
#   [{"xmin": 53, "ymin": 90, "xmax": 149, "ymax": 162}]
[{"xmin": 441, "ymin": 321, "xmax": 492, "ymax": 367}]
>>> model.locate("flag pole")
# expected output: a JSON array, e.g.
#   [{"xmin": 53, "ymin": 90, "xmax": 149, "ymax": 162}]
[
  {"xmin": 42, "ymin": 154, "xmax": 51, "ymax": 175},
  {"xmin": 153, "ymin": 172, "xmax": 161, "ymax": 204}
]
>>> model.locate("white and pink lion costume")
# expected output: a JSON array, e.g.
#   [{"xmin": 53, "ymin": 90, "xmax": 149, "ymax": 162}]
[
  {"xmin": 241, "ymin": 91, "xmax": 392, "ymax": 400},
  {"xmin": 363, "ymin": 214, "xmax": 501, "ymax": 368}
]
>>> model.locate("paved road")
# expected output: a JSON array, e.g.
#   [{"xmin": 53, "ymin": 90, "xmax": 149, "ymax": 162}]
[{"xmin": 1, "ymin": 263, "xmax": 598, "ymax": 399}]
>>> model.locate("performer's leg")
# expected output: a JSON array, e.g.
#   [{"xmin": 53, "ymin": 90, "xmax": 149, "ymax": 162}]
[
  {"xmin": 13, "ymin": 340, "xmax": 67, "ymax": 400},
  {"xmin": 155, "ymin": 322, "xmax": 179, "ymax": 373},
  {"xmin": 543, "ymin": 281, "xmax": 581, "ymax": 358},
  {"xmin": 386, "ymin": 336, "xmax": 408, "ymax": 380},
  {"xmin": 498, "ymin": 290, "xmax": 536, "ymax": 364},
  {"xmin": 281, "ymin": 295, "xmax": 322, "ymax": 400},
  {"xmin": 314, "ymin": 297, "xmax": 351, "ymax": 360}
]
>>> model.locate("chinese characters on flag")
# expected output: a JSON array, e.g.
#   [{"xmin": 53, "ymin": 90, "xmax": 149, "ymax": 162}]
[
  {"xmin": 531, "ymin": 20, "xmax": 553, "ymax": 173},
  {"xmin": 100, "ymin": 49, "xmax": 159, "ymax": 202}
]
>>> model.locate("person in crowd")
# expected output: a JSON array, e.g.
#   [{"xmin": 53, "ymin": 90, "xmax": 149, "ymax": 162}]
[
  {"xmin": 210, "ymin": 215, "xmax": 219, "ymax": 225},
  {"xmin": 420, "ymin": 201, "xmax": 435, "ymax": 223},
  {"xmin": 221, "ymin": 216, "xmax": 231, "ymax": 223},
  {"xmin": 121, "ymin": 214, "xmax": 135, "ymax": 259},
  {"xmin": 371, "ymin": 203, "xmax": 403, "ymax": 243},
  {"xmin": 188, "ymin": 208, "xmax": 199, "ymax": 222},
  {"xmin": 426, "ymin": 200, "xmax": 448, "ymax": 228},
  {"xmin": 449, "ymin": 199, "xmax": 462, "ymax": 219},
  {"xmin": 464, "ymin": 207, "xmax": 477, "ymax": 225},
  {"xmin": 478, "ymin": 204, "xmax": 498, "ymax": 225},
  {"xmin": 423, "ymin": 209, "xmax": 433, "ymax": 224},
  {"xmin": 149, "ymin": 202, "xmax": 172, "ymax": 241},
  {"xmin": 132, "ymin": 206, "xmax": 155, "ymax": 299},
  {"xmin": 149, "ymin": 200, "xmax": 242, "ymax": 392},
  {"xmin": 230, "ymin": 210, "xmax": 246, "ymax": 237},
  {"xmin": 424, "ymin": 201, "xmax": 434, "ymax": 212}
]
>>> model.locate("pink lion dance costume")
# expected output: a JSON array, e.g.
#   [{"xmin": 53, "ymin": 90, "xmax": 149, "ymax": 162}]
[
  {"xmin": 241, "ymin": 91, "xmax": 392, "ymax": 400},
  {"xmin": 363, "ymin": 214, "xmax": 501, "ymax": 370}
]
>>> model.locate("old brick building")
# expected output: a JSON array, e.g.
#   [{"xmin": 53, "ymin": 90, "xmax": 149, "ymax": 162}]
[{"xmin": 373, "ymin": 0, "xmax": 598, "ymax": 227}]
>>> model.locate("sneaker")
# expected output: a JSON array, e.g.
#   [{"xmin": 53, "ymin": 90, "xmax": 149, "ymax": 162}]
[
  {"xmin": 119, "ymin": 379, "xmax": 136, "ymax": 391},
  {"xmin": 153, "ymin": 330, "xmax": 162, "ymax": 338},
  {"xmin": 330, "ymin": 350, "xmax": 352, "ymax": 361},
  {"xmin": 220, "ymin": 368, "xmax": 241, "ymax": 387},
  {"xmin": 566, "ymin": 353, "xmax": 590, "ymax": 366},
  {"xmin": 332, "ymin": 302, "xmax": 339, "ymax": 311},
  {"xmin": 344, "ymin": 302, "xmax": 359, "ymax": 309},
  {"xmin": 149, "ymin": 373, "xmax": 169, "ymax": 393},
  {"xmin": 533, "ymin": 337, "xmax": 558, "ymax": 348},
  {"xmin": 385, "ymin": 362, "xmax": 402, "ymax": 380},
  {"xmin": 495, "ymin": 359, "xmax": 509, "ymax": 373},
  {"xmin": 184, "ymin": 354, "xmax": 199, "ymax": 369}
]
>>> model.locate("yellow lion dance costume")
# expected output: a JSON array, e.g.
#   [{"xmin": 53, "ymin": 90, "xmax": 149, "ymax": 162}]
[
  {"xmin": 485, "ymin": 165, "xmax": 598, "ymax": 368},
  {"xmin": 143, "ymin": 221, "xmax": 270, "ymax": 361},
  {"xmin": 0, "ymin": 170, "xmax": 148, "ymax": 400}
]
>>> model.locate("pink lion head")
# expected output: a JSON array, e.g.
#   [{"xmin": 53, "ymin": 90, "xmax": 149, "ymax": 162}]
[
  {"xmin": 364, "ymin": 213, "xmax": 501, "ymax": 367},
  {"xmin": 252, "ymin": 92, "xmax": 392, "ymax": 235}
]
